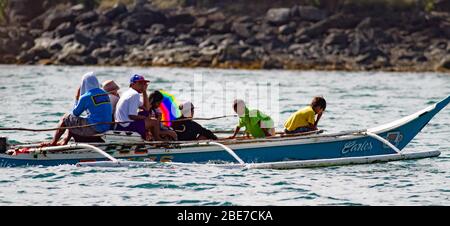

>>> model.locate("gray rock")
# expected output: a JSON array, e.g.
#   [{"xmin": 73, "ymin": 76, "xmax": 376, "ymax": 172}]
[
  {"xmin": 107, "ymin": 29, "xmax": 140, "ymax": 45},
  {"xmin": 0, "ymin": 28, "xmax": 33, "ymax": 55},
  {"xmin": 190, "ymin": 28, "xmax": 207, "ymax": 37},
  {"xmin": 143, "ymin": 36, "xmax": 165, "ymax": 46},
  {"xmin": 166, "ymin": 13, "xmax": 196, "ymax": 26},
  {"xmin": 235, "ymin": 16, "xmax": 253, "ymax": 23},
  {"xmin": 436, "ymin": 57, "xmax": 450, "ymax": 70},
  {"xmin": 440, "ymin": 22, "xmax": 450, "ymax": 39},
  {"xmin": 324, "ymin": 32, "xmax": 348, "ymax": 46},
  {"xmin": 266, "ymin": 8, "xmax": 291, "ymax": 25},
  {"xmin": 195, "ymin": 17, "xmax": 212, "ymax": 28},
  {"xmin": 49, "ymin": 42, "xmax": 63, "ymax": 51},
  {"xmin": 43, "ymin": 11, "xmax": 77, "ymax": 31},
  {"xmin": 59, "ymin": 42, "xmax": 86, "ymax": 58},
  {"xmin": 295, "ymin": 35, "xmax": 311, "ymax": 43},
  {"xmin": 64, "ymin": 55, "xmax": 98, "ymax": 65},
  {"xmin": 355, "ymin": 48, "xmax": 385, "ymax": 65},
  {"xmin": 153, "ymin": 46, "xmax": 198, "ymax": 60},
  {"xmin": 103, "ymin": 3, "xmax": 128, "ymax": 20},
  {"xmin": 121, "ymin": 11, "xmax": 167, "ymax": 33},
  {"xmin": 415, "ymin": 55, "xmax": 428, "ymax": 62},
  {"xmin": 16, "ymin": 50, "xmax": 34, "ymax": 63},
  {"xmin": 245, "ymin": 37, "xmax": 259, "ymax": 46},
  {"xmin": 176, "ymin": 34, "xmax": 197, "ymax": 45},
  {"xmin": 435, "ymin": 0, "xmax": 450, "ymax": 12},
  {"xmin": 206, "ymin": 11, "xmax": 226, "ymax": 22},
  {"xmin": 70, "ymin": 4, "xmax": 86, "ymax": 13},
  {"xmin": 55, "ymin": 22, "xmax": 75, "ymax": 37},
  {"xmin": 297, "ymin": 6, "xmax": 327, "ymax": 22},
  {"xmin": 219, "ymin": 45, "xmax": 248, "ymax": 61},
  {"xmin": 278, "ymin": 34, "xmax": 294, "ymax": 44},
  {"xmin": 263, "ymin": 39, "xmax": 286, "ymax": 51},
  {"xmin": 30, "ymin": 47, "xmax": 52, "ymax": 59},
  {"xmin": 278, "ymin": 24, "xmax": 296, "ymax": 35},
  {"xmin": 31, "ymin": 37, "xmax": 54, "ymax": 50},
  {"xmin": 290, "ymin": 5, "xmax": 300, "ymax": 18},
  {"xmin": 17, "ymin": 46, "xmax": 52, "ymax": 63},
  {"xmin": 83, "ymin": 41, "xmax": 100, "ymax": 55},
  {"xmin": 435, "ymin": 41, "xmax": 447, "ymax": 50},
  {"xmin": 111, "ymin": 48, "xmax": 127, "ymax": 58},
  {"xmin": 92, "ymin": 47, "xmax": 111, "ymax": 58},
  {"xmin": 288, "ymin": 44, "xmax": 303, "ymax": 52},
  {"xmin": 6, "ymin": 0, "xmax": 46, "ymax": 24},
  {"xmin": 147, "ymin": 24, "xmax": 166, "ymax": 36},
  {"xmin": 296, "ymin": 13, "xmax": 343, "ymax": 38},
  {"xmin": 261, "ymin": 57, "xmax": 283, "ymax": 69},
  {"xmin": 241, "ymin": 49, "xmax": 256, "ymax": 61},
  {"xmin": 232, "ymin": 23, "xmax": 252, "ymax": 39},
  {"xmin": 356, "ymin": 17, "xmax": 372, "ymax": 30},
  {"xmin": 76, "ymin": 11, "xmax": 99, "ymax": 24},
  {"xmin": 74, "ymin": 32, "xmax": 91, "ymax": 46},
  {"xmin": 209, "ymin": 22, "xmax": 231, "ymax": 34},
  {"xmin": 56, "ymin": 41, "xmax": 100, "ymax": 65}
]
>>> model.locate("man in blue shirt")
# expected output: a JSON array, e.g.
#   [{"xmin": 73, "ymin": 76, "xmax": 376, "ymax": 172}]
[{"xmin": 43, "ymin": 72, "xmax": 112, "ymax": 146}]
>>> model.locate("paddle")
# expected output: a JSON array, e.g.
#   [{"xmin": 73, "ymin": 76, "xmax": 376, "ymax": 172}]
[{"xmin": 0, "ymin": 115, "xmax": 238, "ymax": 132}]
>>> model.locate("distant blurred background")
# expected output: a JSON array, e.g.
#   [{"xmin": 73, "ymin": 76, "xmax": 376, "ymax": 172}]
[{"xmin": 0, "ymin": 0, "xmax": 449, "ymax": 71}]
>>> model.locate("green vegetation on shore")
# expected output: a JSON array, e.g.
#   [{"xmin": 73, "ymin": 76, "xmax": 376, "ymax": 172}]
[{"xmin": 0, "ymin": 0, "xmax": 8, "ymax": 24}]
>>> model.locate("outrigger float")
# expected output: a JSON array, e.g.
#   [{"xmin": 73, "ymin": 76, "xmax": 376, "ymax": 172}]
[{"xmin": 0, "ymin": 95, "xmax": 449, "ymax": 169}]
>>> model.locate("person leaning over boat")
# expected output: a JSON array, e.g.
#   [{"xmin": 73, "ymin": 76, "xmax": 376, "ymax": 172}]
[
  {"xmin": 42, "ymin": 72, "xmax": 112, "ymax": 146},
  {"xmin": 284, "ymin": 96, "xmax": 326, "ymax": 134},
  {"xmin": 147, "ymin": 90, "xmax": 177, "ymax": 140},
  {"xmin": 114, "ymin": 74, "xmax": 163, "ymax": 141},
  {"xmin": 229, "ymin": 99, "xmax": 275, "ymax": 139},
  {"xmin": 102, "ymin": 80, "xmax": 120, "ymax": 119},
  {"xmin": 171, "ymin": 101, "xmax": 218, "ymax": 141}
]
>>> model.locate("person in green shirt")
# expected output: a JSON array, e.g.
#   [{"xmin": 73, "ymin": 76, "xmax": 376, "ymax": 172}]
[{"xmin": 229, "ymin": 99, "xmax": 275, "ymax": 139}]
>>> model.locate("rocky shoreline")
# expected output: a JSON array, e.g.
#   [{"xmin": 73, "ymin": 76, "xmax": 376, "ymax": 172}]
[{"xmin": 1, "ymin": 1, "xmax": 450, "ymax": 72}]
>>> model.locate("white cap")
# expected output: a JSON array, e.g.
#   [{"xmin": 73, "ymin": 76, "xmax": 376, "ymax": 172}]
[{"xmin": 179, "ymin": 101, "xmax": 194, "ymax": 117}]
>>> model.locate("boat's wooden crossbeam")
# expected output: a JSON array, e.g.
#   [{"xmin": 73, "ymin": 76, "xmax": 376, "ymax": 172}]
[{"xmin": 365, "ymin": 131, "xmax": 401, "ymax": 153}]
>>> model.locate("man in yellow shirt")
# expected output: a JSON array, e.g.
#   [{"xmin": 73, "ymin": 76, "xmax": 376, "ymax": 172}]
[{"xmin": 284, "ymin": 96, "xmax": 326, "ymax": 134}]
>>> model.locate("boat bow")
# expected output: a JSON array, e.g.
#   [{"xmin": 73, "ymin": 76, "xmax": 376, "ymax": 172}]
[{"xmin": 367, "ymin": 95, "xmax": 450, "ymax": 150}]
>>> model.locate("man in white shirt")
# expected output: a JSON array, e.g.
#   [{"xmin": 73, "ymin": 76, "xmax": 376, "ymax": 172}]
[{"xmin": 114, "ymin": 74, "xmax": 161, "ymax": 140}]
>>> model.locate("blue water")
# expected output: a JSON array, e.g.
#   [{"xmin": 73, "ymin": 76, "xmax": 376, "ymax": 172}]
[{"xmin": 0, "ymin": 65, "xmax": 449, "ymax": 205}]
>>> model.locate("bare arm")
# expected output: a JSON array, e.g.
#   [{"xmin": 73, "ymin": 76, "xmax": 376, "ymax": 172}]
[
  {"xmin": 313, "ymin": 112, "xmax": 323, "ymax": 129},
  {"xmin": 314, "ymin": 112, "xmax": 322, "ymax": 126},
  {"xmin": 229, "ymin": 126, "xmax": 241, "ymax": 139},
  {"xmin": 262, "ymin": 128, "xmax": 272, "ymax": 137},
  {"xmin": 129, "ymin": 115, "xmax": 147, "ymax": 121},
  {"xmin": 75, "ymin": 86, "xmax": 80, "ymax": 101},
  {"xmin": 141, "ymin": 83, "xmax": 150, "ymax": 111}
]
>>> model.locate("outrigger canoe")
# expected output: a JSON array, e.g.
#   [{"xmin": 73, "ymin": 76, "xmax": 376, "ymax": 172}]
[{"xmin": 0, "ymin": 95, "xmax": 449, "ymax": 169}]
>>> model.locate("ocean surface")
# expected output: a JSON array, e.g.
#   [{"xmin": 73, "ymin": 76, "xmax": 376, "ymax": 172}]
[{"xmin": 0, "ymin": 65, "xmax": 449, "ymax": 206}]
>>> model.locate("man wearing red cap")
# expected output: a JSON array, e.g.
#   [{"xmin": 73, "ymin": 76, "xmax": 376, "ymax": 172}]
[{"xmin": 114, "ymin": 74, "xmax": 161, "ymax": 140}]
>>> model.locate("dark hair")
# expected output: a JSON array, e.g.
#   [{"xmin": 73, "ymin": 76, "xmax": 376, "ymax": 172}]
[
  {"xmin": 149, "ymin": 90, "xmax": 163, "ymax": 107},
  {"xmin": 311, "ymin": 96, "xmax": 326, "ymax": 110}
]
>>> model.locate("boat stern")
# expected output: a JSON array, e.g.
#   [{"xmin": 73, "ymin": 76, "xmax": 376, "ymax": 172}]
[{"xmin": 0, "ymin": 137, "xmax": 9, "ymax": 154}]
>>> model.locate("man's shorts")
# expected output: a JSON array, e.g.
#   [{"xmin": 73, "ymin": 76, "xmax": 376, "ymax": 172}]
[
  {"xmin": 114, "ymin": 111, "xmax": 150, "ymax": 139},
  {"xmin": 284, "ymin": 127, "xmax": 314, "ymax": 134},
  {"xmin": 63, "ymin": 114, "xmax": 98, "ymax": 136},
  {"xmin": 115, "ymin": 120, "xmax": 146, "ymax": 139}
]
